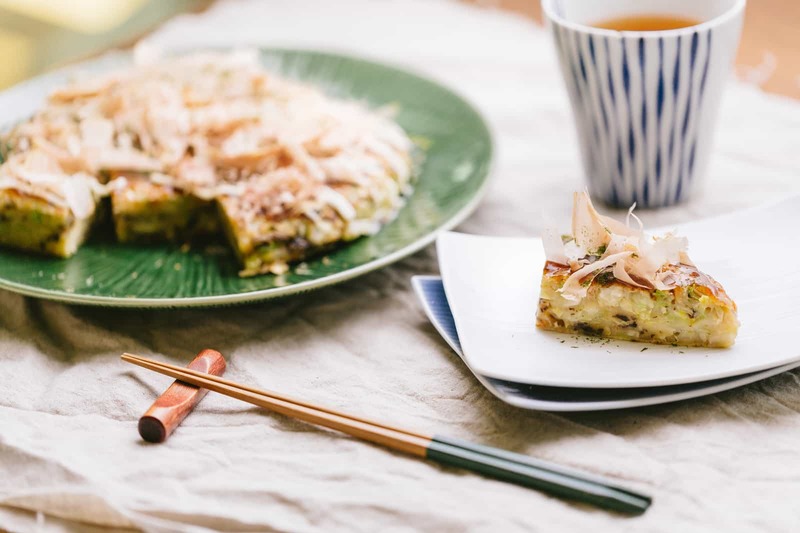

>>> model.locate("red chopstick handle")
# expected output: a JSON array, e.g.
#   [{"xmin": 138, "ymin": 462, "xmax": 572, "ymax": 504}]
[{"xmin": 138, "ymin": 349, "xmax": 227, "ymax": 443}]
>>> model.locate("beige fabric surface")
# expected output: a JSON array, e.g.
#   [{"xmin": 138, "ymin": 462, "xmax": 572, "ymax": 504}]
[{"xmin": 2, "ymin": 1, "xmax": 800, "ymax": 531}]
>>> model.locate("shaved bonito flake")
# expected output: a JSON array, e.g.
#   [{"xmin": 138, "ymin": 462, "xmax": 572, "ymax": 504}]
[
  {"xmin": 544, "ymin": 191, "xmax": 694, "ymax": 303},
  {"xmin": 317, "ymin": 186, "xmax": 357, "ymax": 220}
]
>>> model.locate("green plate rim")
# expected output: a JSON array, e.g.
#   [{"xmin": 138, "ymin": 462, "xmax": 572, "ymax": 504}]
[{"xmin": 0, "ymin": 47, "xmax": 494, "ymax": 308}]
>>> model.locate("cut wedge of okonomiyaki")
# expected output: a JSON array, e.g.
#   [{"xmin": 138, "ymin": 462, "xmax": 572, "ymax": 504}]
[{"xmin": 536, "ymin": 192, "xmax": 739, "ymax": 348}]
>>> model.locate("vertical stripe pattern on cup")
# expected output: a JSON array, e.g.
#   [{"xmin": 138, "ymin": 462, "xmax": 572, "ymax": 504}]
[{"xmin": 548, "ymin": 20, "xmax": 724, "ymax": 208}]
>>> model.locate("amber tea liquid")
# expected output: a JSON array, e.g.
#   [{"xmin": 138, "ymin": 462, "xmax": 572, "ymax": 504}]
[{"xmin": 592, "ymin": 14, "xmax": 701, "ymax": 31}]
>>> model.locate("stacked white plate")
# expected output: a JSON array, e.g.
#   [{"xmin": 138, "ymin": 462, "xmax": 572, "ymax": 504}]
[{"xmin": 413, "ymin": 196, "xmax": 800, "ymax": 411}]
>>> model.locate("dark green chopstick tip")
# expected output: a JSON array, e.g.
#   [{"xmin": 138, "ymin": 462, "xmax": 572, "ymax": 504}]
[{"xmin": 427, "ymin": 436, "xmax": 651, "ymax": 515}]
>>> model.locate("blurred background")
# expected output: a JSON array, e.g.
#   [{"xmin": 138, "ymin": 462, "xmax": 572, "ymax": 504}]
[
  {"xmin": 0, "ymin": 0, "xmax": 209, "ymax": 88},
  {"xmin": 0, "ymin": 0, "xmax": 797, "ymax": 98}
]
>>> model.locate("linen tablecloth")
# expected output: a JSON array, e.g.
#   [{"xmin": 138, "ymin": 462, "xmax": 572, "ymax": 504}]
[{"xmin": 2, "ymin": 1, "xmax": 800, "ymax": 531}]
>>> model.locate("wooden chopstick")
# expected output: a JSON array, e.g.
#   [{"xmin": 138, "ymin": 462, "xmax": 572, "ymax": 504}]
[
  {"xmin": 122, "ymin": 353, "xmax": 652, "ymax": 514},
  {"xmin": 123, "ymin": 354, "xmax": 647, "ymax": 496},
  {"xmin": 123, "ymin": 353, "xmax": 428, "ymax": 440},
  {"xmin": 123, "ymin": 354, "xmax": 429, "ymax": 456},
  {"xmin": 122, "ymin": 355, "xmax": 643, "ymax": 493}
]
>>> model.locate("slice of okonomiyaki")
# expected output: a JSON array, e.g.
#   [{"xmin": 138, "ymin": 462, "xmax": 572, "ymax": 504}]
[
  {"xmin": 217, "ymin": 160, "xmax": 410, "ymax": 276},
  {"xmin": 212, "ymin": 81, "xmax": 415, "ymax": 277},
  {"xmin": 535, "ymin": 191, "xmax": 739, "ymax": 348},
  {"xmin": 109, "ymin": 171, "xmax": 220, "ymax": 243},
  {"xmin": 0, "ymin": 150, "xmax": 104, "ymax": 257}
]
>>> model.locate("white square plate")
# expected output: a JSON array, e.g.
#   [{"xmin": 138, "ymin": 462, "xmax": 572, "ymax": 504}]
[
  {"xmin": 412, "ymin": 276, "xmax": 800, "ymax": 411},
  {"xmin": 437, "ymin": 196, "xmax": 800, "ymax": 388}
]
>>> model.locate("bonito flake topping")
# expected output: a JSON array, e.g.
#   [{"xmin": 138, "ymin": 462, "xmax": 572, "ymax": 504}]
[{"xmin": 543, "ymin": 191, "xmax": 695, "ymax": 304}]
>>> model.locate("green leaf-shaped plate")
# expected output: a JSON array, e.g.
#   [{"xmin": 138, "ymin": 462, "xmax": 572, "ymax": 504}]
[{"xmin": 0, "ymin": 49, "xmax": 492, "ymax": 307}]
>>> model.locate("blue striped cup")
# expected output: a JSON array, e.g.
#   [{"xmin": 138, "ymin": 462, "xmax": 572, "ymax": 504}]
[{"xmin": 542, "ymin": 0, "xmax": 745, "ymax": 208}]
